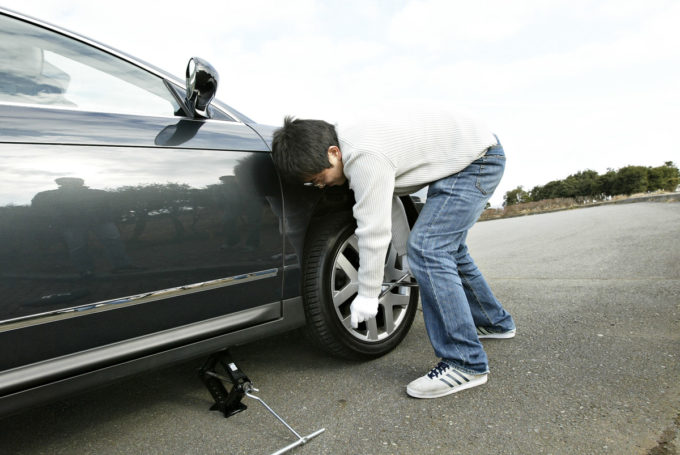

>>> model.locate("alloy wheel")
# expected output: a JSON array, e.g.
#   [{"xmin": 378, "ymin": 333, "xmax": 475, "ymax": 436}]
[{"xmin": 330, "ymin": 234, "xmax": 413, "ymax": 341}]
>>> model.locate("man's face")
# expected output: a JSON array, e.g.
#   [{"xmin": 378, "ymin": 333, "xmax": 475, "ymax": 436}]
[{"xmin": 306, "ymin": 146, "xmax": 346, "ymax": 189}]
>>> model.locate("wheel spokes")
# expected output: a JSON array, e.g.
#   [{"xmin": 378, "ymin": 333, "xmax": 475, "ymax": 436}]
[
  {"xmin": 335, "ymin": 253, "xmax": 358, "ymax": 282},
  {"xmin": 332, "ymin": 282, "xmax": 357, "ymax": 308},
  {"xmin": 332, "ymin": 234, "xmax": 413, "ymax": 342},
  {"xmin": 366, "ymin": 317, "xmax": 379, "ymax": 341},
  {"xmin": 381, "ymin": 292, "xmax": 410, "ymax": 334},
  {"xmin": 383, "ymin": 292, "xmax": 410, "ymax": 308}
]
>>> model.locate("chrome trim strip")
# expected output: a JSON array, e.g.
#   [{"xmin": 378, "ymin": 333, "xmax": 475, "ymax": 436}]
[
  {"xmin": 0, "ymin": 268, "xmax": 278, "ymax": 333},
  {"xmin": 0, "ymin": 301, "xmax": 282, "ymax": 396},
  {"xmin": 0, "ymin": 8, "xmax": 242, "ymax": 122}
]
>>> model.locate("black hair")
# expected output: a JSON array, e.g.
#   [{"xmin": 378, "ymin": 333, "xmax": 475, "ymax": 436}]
[{"xmin": 271, "ymin": 116, "xmax": 338, "ymax": 182}]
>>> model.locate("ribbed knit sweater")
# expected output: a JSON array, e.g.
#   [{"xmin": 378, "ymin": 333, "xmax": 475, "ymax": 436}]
[{"xmin": 337, "ymin": 109, "xmax": 497, "ymax": 298}]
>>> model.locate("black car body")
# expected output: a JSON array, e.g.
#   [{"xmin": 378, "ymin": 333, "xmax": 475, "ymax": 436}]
[{"xmin": 0, "ymin": 8, "xmax": 419, "ymax": 417}]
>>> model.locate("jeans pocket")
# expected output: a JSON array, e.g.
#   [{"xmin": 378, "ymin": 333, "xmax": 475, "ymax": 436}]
[{"xmin": 475, "ymin": 154, "xmax": 505, "ymax": 196}]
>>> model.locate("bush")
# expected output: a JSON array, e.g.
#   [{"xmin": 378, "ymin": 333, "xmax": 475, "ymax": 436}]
[{"xmin": 503, "ymin": 161, "xmax": 678, "ymax": 206}]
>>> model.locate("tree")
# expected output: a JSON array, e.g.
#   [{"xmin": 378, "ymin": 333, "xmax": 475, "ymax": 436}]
[
  {"xmin": 511, "ymin": 161, "xmax": 676, "ymax": 204},
  {"xmin": 662, "ymin": 161, "xmax": 680, "ymax": 191},
  {"xmin": 568, "ymin": 169, "xmax": 600, "ymax": 198},
  {"xmin": 648, "ymin": 162, "xmax": 679, "ymax": 192},
  {"xmin": 542, "ymin": 180, "xmax": 569, "ymax": 199},
  {"xmin": 503, "ymin": 186, "xmax": 530, "ymax": 206},
  {"xmin": 612, "ymin": 166, "xmax": 648, "ymax": 195},
  {"xmin": 597, "ymin": 169, "xmax": 617, "ymax": 198},
  {"xmin": 529, "ymin": 184, "xmax": 545, "ymax": 202}
]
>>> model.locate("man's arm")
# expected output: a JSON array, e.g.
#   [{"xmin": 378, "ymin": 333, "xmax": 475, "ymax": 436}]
[{"xmin": 345, "ymin": 152, "xmax": 396, "ymax": 299}]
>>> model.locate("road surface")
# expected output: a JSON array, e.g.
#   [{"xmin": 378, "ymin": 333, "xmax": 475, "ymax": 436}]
[{"xmin": 1, "ymin": 202, "xmax": 678, "ymax": 454}]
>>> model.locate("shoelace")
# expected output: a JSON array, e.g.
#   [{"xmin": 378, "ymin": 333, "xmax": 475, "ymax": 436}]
[{"xmin": 427, "ymin": 361, "xmax": 450, "ymax": 379}]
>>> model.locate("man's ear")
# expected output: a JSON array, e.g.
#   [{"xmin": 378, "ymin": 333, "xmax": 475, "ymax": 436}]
[{"xmin": 328, "ymin": 145, "xmax": 342, "ymax": 162}]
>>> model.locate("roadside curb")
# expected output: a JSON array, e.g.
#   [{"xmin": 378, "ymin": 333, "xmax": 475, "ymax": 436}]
[{"xmin": 597, "ymin": 193, "xmax": 680, "ymax": 205}]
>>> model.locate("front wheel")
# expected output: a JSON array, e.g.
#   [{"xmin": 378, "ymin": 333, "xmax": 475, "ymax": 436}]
[{"xmin": 301, "ymin": 212, "xmax": 418, "ymax": 359}]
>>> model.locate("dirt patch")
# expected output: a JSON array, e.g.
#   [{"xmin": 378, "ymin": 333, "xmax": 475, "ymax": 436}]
[{"xmin": 648, "ymin": 412, "xmax": 680, "ymax": 455}]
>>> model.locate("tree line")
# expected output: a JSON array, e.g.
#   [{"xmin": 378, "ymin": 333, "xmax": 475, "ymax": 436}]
[{"xmin": 503, "ymin": 162, "xmax": 679, "ymax": 207}]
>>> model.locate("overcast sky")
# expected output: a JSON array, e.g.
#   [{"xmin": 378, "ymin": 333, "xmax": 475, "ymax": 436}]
[{"xmin": 3, "ymin": 0, "xmax": 679, "ymax": 206}]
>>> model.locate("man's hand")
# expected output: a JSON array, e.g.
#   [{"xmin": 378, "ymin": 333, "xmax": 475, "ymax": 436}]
[{"xmin": 350, "ymin": 295, "xmax": 379, "ymax": 328}]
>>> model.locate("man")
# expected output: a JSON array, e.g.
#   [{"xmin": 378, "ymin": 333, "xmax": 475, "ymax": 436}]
[{"xmin": 271, "ymin": 108, "xmax": 515, "ymax": 399}]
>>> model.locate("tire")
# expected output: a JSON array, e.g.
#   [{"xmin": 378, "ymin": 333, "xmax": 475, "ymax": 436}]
[{"xmin": 301, "ymin": 211, "xmax": 418, "ymax": 359}]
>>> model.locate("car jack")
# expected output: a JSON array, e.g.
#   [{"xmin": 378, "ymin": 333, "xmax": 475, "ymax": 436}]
[{"xmin": 199, "ymin": 350, "xmax": 325, "ymax": 455}]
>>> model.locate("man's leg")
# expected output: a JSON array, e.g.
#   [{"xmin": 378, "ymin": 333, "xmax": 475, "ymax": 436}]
[
  {"xmin": 457, "ymin": 234, "xmax": 515, "ymax": 334},
  {"xmin": 406, "ymin": 143, "xmax": 507, "ymax": 397},
  {"xmin": 407, "ymin": 180, "xmax": 489, "ymax": 374}
]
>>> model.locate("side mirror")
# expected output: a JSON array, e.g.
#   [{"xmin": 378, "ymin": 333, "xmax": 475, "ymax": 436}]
[{"xmin": 185, "ymin": 57, "xmax": 219, "ymax": 119}]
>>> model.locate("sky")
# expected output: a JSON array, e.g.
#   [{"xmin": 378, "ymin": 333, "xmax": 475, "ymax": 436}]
[{"xmin": 3, "ymin": 0, "xmax": 679, "ymax": 207}]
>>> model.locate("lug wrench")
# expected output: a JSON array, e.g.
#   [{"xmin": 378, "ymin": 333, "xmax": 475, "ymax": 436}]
[
  {"xmin": 379, "ymin": 272, "xmax": 417, "ymax": 299},
  {"xmin": 243, "ymin": 383, "xmax": 325, "ymax": 455}
]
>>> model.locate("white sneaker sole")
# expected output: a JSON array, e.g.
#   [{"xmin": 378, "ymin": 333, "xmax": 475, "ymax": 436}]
[
  {"xmin": 477, "ymin": 328, "xmax": 516, "ymax": 339},
  {"xmin": 406, "ymin": 373, "xmax": 488, "ymax": 399}
]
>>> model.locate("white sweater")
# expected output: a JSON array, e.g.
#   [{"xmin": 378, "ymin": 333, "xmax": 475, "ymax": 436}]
[{"xmin": 337, "ymin": 109, "xmax": 497, "ymax": 297}]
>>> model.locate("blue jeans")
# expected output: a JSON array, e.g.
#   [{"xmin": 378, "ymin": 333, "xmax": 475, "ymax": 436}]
[{"xmin": 407, "ymin": 141, "xmax": 515, "ymax": 374}]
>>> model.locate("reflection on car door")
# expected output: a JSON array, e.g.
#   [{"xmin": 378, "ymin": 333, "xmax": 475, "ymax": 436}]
[{"xmin": 0, "ymin": 106, "xmax": 285, "ymax": 371}]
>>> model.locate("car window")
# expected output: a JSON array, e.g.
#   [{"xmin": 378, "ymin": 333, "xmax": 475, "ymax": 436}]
[{"xmin": 0, "ymin": 13, "xmax": 182, "ymax": 117}]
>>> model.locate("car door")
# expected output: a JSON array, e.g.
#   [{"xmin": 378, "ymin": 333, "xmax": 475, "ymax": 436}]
[{"xmin": 0, "ymin": 12, "xmax": 285, "ymax": 378}]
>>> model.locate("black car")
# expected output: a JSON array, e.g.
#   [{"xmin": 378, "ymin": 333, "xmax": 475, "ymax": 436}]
[{"xmin": 0, "ymin": 8, "xmax": 419, "ymax": 417}]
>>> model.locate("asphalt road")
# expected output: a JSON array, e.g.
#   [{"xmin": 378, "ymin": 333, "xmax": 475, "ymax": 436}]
[{"xmin": 2, "ymin": 202, "xmax": 679, "ymax": 455}]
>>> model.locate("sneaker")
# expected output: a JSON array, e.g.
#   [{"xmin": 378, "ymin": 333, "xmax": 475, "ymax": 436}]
[
  {"xmin": 476, "ymin": 327, "xmax": 516, "ymax": 339},
  {"xmin": 406, "ymin": 362, "xmax": 488, "ymax": 399}
]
